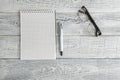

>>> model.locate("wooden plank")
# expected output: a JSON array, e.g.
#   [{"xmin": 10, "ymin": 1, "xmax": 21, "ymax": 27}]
[
  {"xmin": 63, "ymin": 36, "xmax": 120, "ymax": 58},
  {"xmin": 0, "ymin": 36, "xmax": 19, "ymax": 58},
  {"xmin": 0, "ymin": 36, "xmax": 120, "ymax": 58},
  {"xmin": 0, "ymin": 12, "xmax": 120, "ymax": 36},
  {"xmin": 57, "ymin": 12, "xmax": 120, "ymax": 36},
  {"xmin": 0, "ymin": 13, "xmax": 19, "ymax": 35},
  {"xmin": 1, "ymin": 59, "xmax": 120, "ymax": 80},
  {"xmin": 0, "ymin": 0, "xmax": 120, "ymax": 12}
]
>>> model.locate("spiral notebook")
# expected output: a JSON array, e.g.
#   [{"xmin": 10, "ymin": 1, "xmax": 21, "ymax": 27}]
[{"xmin": 20, "ymin": 9, "xmax": 56, "ymax": 60}]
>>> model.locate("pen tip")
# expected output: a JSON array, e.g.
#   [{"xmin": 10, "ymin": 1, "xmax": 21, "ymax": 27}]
[{"xmin": 60, "ymin": 51, "xmax": 63, "ymax": 56}]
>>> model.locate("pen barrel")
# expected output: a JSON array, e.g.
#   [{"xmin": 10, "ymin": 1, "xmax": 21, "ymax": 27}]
[{"xmin": 60, "ymin": 27, "xmax": 63, "ymax": 52}]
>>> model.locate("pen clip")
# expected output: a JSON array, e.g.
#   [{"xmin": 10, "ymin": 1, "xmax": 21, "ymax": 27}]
[{"xmin": 78, "ymin": 6, "xmax": 102, "ymax": 37}]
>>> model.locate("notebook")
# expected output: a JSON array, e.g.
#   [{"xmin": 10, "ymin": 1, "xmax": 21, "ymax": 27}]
[{"xmin": 20, "ymin": 9, "xmax": 56, "ymax": 60}]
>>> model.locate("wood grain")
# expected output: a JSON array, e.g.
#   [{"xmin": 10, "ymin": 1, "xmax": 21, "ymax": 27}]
[
  {"xmin": 0, "ymin": 36, "xmax": 120, "ymax": 58},
  {"xmin": 57, "ymin": 12, "xmax": 120, "ymax": 36},
  {"xmin": 0, "ymin": 36, "xmax": 19, "ymax": 58},
  {"xmin": 63, "ymin": 36, "xmax": 120, "ymax": 58},
  {"xmin": 0, "ymin": 0, "xmax": 120, "ymax": 12},
  {"xmin": 0, "ymin": 12, "xmax": 120, "ymax": 36},
  {"xmin": 1, "ymin": 59, "xmax": 120, "ymax": 80},
  {"xmin": 0, "ymin": 0, "xmax": 120, "ymax": 79},
  {"xmin": 0, "ymin": 1, "xmax": 119, "ymax": 58},
  {"xmin": 0, "ymin": 13, "xmax": 19, "ymax": 35}
]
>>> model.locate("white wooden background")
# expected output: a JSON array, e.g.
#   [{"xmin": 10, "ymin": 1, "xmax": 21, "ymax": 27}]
[{"xmin": 0, "ymin": 0, "xmax": 120, "ymax": 80}]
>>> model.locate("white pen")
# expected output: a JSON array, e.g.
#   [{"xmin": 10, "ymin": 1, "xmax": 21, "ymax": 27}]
[{"xmin": 59, "ymin": 22, "xmax": 63, "ymax": 56}]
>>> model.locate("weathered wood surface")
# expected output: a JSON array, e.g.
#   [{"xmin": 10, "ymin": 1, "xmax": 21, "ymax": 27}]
[
  {"xmin": 1, "ymin": 59, "xmax": 120, "ymax": 80},
  {"xmin": 57, "ymin": 12, "xmax": 120, "ymax": 36},
  {"xmin": 0, "ymin": 0, "xmax": 120, "ymax": 12},
  {"xmin": 0, "ymin": 12, "xmax": 120, "ymax": 36},
  {"xmin": 0, "ymin": 36, "xmax": 120, "ymax": 58},
  {"xmin": 0, "ymin": 13, "xmax": 19, "ymax": 35},
  {"xmin": 0, "ymin": 11, "xmax": 120, "ymax": 58},
  {"xmin": 0, "ymin": 36, "xmax": 19, "ymax": 58},
  {"xmin": 0, "ymin": 12, "xmax": 120, "ymax": 58},
  {"xmin": 0, "ymin": 0, "xmax": 120, "ymax": 80}
]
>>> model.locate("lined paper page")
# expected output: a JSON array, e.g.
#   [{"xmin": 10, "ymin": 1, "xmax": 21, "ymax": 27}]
[{"xmin": 20, "ymin": 9, "xmax": 56, "ymax": 60}]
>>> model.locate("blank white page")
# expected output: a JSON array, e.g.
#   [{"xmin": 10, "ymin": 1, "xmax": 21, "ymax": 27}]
[{"xmin": 20, "ymin": 10, "xmax": 56, "ymax": 60}]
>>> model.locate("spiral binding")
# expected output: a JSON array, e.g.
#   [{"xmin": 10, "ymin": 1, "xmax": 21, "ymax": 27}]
[{"xmin": 20, "ymin": 9, "xmax": 55, "ymax": 13}]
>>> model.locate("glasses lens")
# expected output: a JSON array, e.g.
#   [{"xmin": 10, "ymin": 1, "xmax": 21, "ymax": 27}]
[{"xmin": 77, "ymin": 12, "xmax": 88, "ymax": 22}]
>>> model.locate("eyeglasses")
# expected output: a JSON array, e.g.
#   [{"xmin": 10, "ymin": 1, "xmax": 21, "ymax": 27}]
[{"xmin": 78, "ymin": 6, "xmax": 102, "ymax": 37}]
